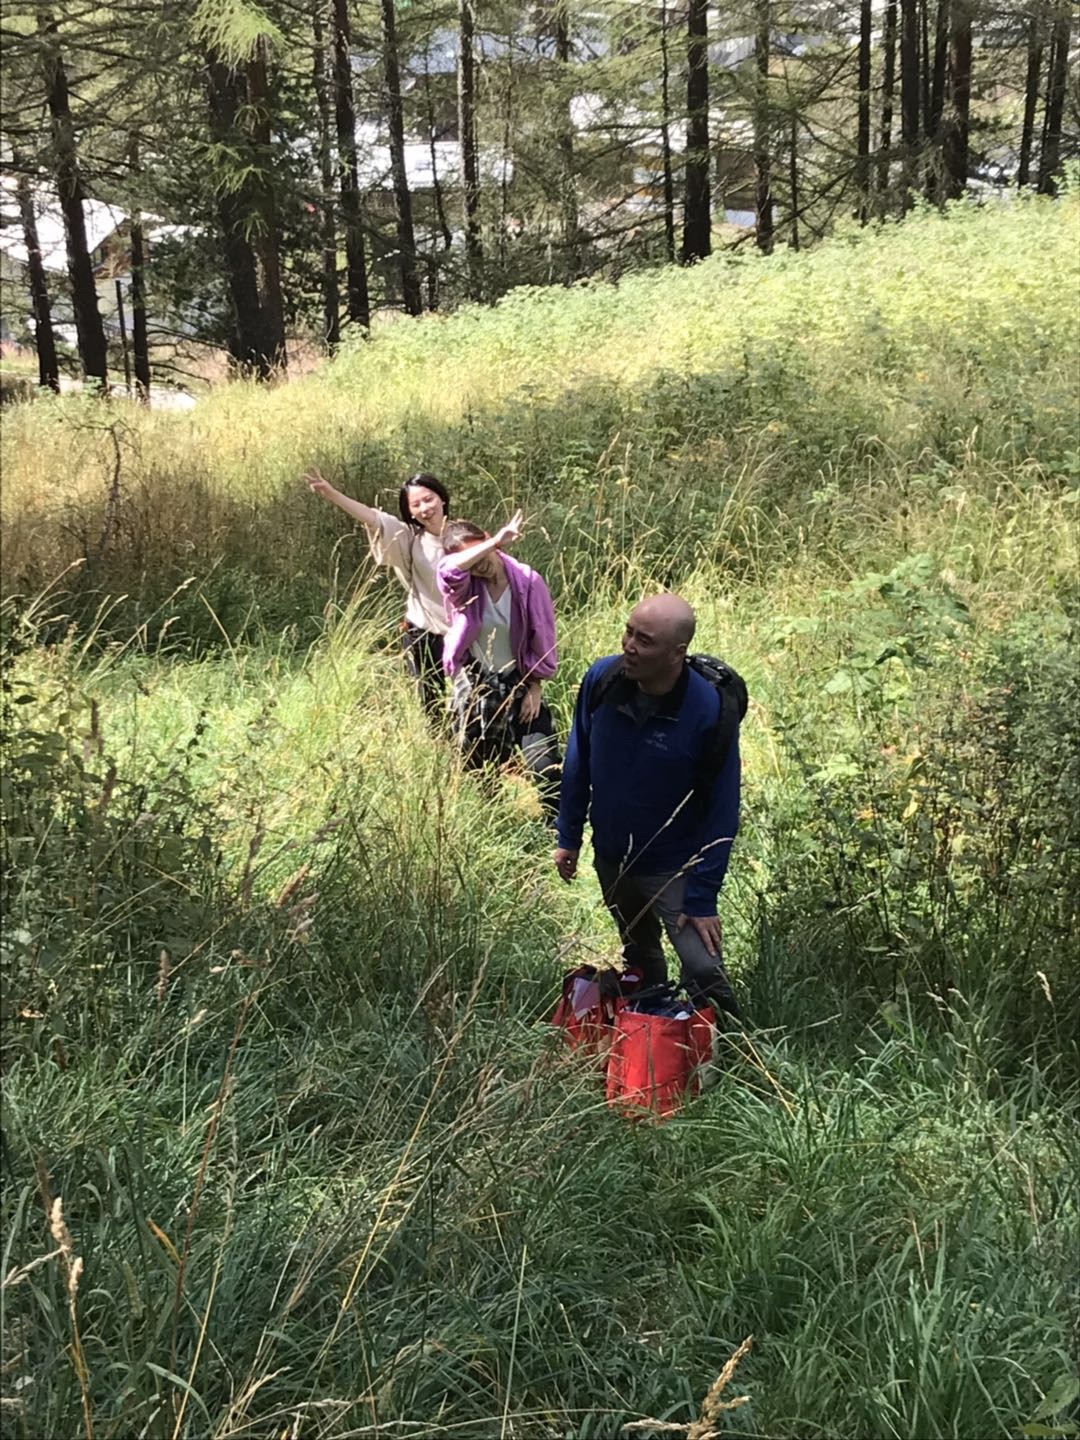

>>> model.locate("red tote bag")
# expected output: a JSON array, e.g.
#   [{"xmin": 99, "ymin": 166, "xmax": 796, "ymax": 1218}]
[
  {"xmin": 606, "ymin": 1005, "xmax": 717, "ymax": 1118},
  {"xmin": 551, "ymin": 966, "xmax": 616, "ymax": 1058}
]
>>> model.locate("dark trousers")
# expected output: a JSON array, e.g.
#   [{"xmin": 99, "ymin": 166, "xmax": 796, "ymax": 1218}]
[
  {"xmin": 401, "ymin": 624, "xmax": 446, "ymax": 720},
  {"xmin": 593, "ymin": 853, "xmax": 740, "ymax": 1018},
  {"xmin": 452, "ymin": 665, "xmax": 561, "ymax": 816}
]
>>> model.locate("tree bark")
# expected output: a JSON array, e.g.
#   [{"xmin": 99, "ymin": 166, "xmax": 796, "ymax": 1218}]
[
  {"xmin": 857, "ymin": 0, "xmax": 872, "ymax": 220},
  {"xmin": 920, "ymin": 0, "xmax": 932, "ymax": 138},
  {"xmin": 877, "ymin": 0, "xmax": 898, "ymax": 208},
  {"xmin": 682, "ymin": 0, "xmax": 711, "ymax": 262},
  {"xmin": 941, "ymin": 0, "xmax": 972, "ymax": 200},
  {"xmin": 380, "ymin": 0, "xmax": 422, "ymax": 315},
  {"xmin": 206, "ymin": 51, "xmax": 272, "ymax": 377},
  {"xmin": 788, "ymin": 111, "xmax": 799, "ymax": 251},
  {"xmin": 1038, "ymin": 8, "xmax": 1072, "ymax": 195},
  {"xmin": 499, "ymin": 24, "xmax": 514, "ymax": 276},
  {"xmin": 247, "ymin": 36, "xmax": 287, "ymax": 371},
  {"xmin": 1017, "ymin": 12, "xmax": 1044, "ymax": 188},
  {"xmin": 554, "ymin": 1, "xmax": 580, "ymax": 279},
  {"xmin": 930, "ymin": 0, "xmax": 950, "ymax": 139},
  {"xmin": 121, "ymin": 136, "xmax": 150, "ymax": 398},
  {"xmin": 332, "ymin": 0, "xmax": 370, "ymax": 329},
  {"xmin": 129, "ymin": 210, "xmax": 150, "ymax": 399},
  {"xmin": 659, "ymin": 0, "xmax": 676, "ymax": 262},
  {"xmin": 900, "ymin": 0, "xmax": 921, "ymax": 202},
  {"xmin": 312, "ymin": 3, "xmax": 341, "ymax": 351},
  {"xmin": 754, "ymin": 0, "xmax": 773, "ymax": 254},
  {"xmin": 14, "ymin": 165, "xmax": 60, "ymax": 393},
  {"xmin": 458, "ymin": 0, "xmax": 483, "ymax": 298},
  {"xmin": 39, "ymin": 15, "xmax": 108, "ymax": 388},
  {"xmin": 424, "ymin": 57, "xmax": 452, "ymax": 253}
]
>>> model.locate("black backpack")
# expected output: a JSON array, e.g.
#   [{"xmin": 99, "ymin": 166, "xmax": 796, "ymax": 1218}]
[{"xmin": 587, "ymin": 652, "xmax": 748, "ymax": 797}]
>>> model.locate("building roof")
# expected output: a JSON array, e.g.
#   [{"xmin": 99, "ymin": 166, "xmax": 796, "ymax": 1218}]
[{"xmin": 0, "ymin": 178, "xmax": 128, "ymax": 273}]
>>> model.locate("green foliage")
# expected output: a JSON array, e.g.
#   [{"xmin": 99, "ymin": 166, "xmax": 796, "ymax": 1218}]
[
  {"xmin": 192, "ymin": 0, "xmax": 285, "ymax": 62},
  {"xmin": 2, "ymin": 197, "xmax": 1078, "ymax": 1439},
  {"xmin": 4, "ymin": 192, "xmax": 1079, "ymax": 646}
]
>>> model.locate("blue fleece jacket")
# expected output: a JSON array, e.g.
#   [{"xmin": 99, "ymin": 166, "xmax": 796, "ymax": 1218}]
[{"xmin": 557, "ymin": 656, "xmax": 741, "ymax": 916}]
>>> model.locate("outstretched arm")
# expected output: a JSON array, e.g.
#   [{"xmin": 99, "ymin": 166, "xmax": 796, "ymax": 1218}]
[
  {"xmin": 446, "ymin": 510, "xmax": 524, "ymax": 571},
  {"xmin": 305, "ymin": 468, "xmax": 380, "ymax": 528}
]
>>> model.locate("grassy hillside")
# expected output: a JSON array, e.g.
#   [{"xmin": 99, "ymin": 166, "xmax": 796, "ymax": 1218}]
[{"xmin": 2, "ymin": 193, "xmax": 1078, "ymax": 1440}]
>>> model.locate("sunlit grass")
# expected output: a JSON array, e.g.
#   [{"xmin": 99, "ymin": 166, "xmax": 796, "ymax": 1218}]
[{"xmin": 2, "ymin": 192, "xmax": 1078, "ymax": 1440}]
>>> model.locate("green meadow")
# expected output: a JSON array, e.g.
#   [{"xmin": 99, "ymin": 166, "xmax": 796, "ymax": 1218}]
[{"xmin": 2, "ymin": 192, "xmax": 1078, "ymax": 1439}]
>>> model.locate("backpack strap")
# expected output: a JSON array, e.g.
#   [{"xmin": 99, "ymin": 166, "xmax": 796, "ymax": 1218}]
[
  {"xmin": 695, "ymin": 674, "xmax": 741, "ymax": 798},
  {"xmin": 586, "ymin": 653, "xmax": 745, "ymax": 799},
  {"xmin": 585, "ymin": 658, "xmax": 629, "ymax": 718},
  {"xmin": 687, "ymin": 654, "xmax": 747, "ymax": 796}
]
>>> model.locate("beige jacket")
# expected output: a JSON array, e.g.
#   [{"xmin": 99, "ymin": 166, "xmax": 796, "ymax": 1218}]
[{"xmin": 365, "ymin": 511, "xmax": 448, "ymax": 635}]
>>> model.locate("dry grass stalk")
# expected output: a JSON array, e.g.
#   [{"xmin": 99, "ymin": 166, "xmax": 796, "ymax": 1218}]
[
  {"xmin": 156, "ymin": 949, "xmax": 172, "ymax": 1005},
  {"xmin": 47, "ymin": 1197, "xmax": 94, "ymax": 1440},
  {"xmin": 689, "ymin": 1334, "xmax": 754, "ymax": 1438},
  {"xmin": 2, "ymin": 1247, "xmax": 64, "ymax": 1289},
  {"xmin": 622, "ymin": 1335, "xmax": 753, "ymax": 1439},
  {"xmin": 275, "ymin": 863, "xmax": 311, "ymax": 909},
  {"xmin": 238, "ymin": 822, "xmax": 265, "ymax": 908}
]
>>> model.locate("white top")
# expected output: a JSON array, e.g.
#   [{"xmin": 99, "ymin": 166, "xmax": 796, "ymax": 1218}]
[
  {"xmin": 364, "ymin": 511, "xmax": 448, "ymax": 634},
  {"xmin": 470, "ymin": 584, "xmax": 514, "ymax": 673}
]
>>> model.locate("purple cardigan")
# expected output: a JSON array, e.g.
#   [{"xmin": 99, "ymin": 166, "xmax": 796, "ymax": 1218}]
[{"xmin": 437, "ymin": 552, "xmax": 558, "ymax": 680}]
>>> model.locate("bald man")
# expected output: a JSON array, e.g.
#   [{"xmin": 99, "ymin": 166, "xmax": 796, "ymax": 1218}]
[{"xmin": 555, "ymin": 594, "xmax": 741, "ymax": 1019}]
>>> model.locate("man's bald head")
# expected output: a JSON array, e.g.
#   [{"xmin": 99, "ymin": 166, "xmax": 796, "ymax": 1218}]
[
  {"xmin": 622, "ymin": 594, "xmax": 697, "ymax": 693},
  {"xmin": 637, "ymin": 593, "xmax": 696, "ymax": 648}
]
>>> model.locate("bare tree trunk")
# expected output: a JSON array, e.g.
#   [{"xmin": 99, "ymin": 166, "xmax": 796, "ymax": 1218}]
[
  {"xmin": 14, "ymin": 163, "xmax": 60, "ymax": 393},
  {"xmin": 920, "ymin": 0, "xmax": 932, "ymax": 137},
  {"xmin": 424, "ymin": 59, "xmax": 452, "ymax": 253},
  {"xmin": 422, "ymin": 56, "xmax": 450, "ymax": 311},
  {"xmin": 900, "ymin": 0, "xmax": 921, "ymax": 202},
  {"xmin": 39, "ymin": 15, "xmax": 108, "ymax": 388},
  {"xmin": 682, "ymin": 0, "xmax": 711, "ymax": 262},
  {"xmin": 1017, "ymin": 12, "xmax": 1044, "ymax": 188},
  {"xmin": 207, "ymin": 52, "xmax": 272, "ymax": 377},
  {"xmin": 129, "ymin": 216, "xmax": 150, "ymax": 398},
  {"xmin": 554, "ymin": 1, "xmax": 580, "ymax": 279},
  {"xmin": 332, "ymin": 0, "xmax": 370, "ymax": 329},
  {"xmin": 247, "ymin": 36, "xmax": 287, "ymax": 371},
  {"xmin": 857, "ymin": 0, "xmax": 872, "ymax": 220},
  {"xmin": 124, "ymin": 137, "xmax": 151, "ymax": 402},
  {"xmin": 499, "ymin": 27, "xmax": 514, "ymax": 278},
  {"xmin": 659, "ymin": 0, "xmax": 676, "ymax": 262},
  {"xmin": 380, "ymin": 0, "xmax": 422, "ymax": 316},
  {"xmin": 312, "ymin": 2, "xmax": 341, "ymax": 351},
  {"xmin": 1038, "ymin": 7, "xmax": 1072, "ymax": 195},
  {"xmin": 930, "ymin": 0, "xmax": 950, "ymax": 137},
  {"xmin": 458, "ymin": 0, "xmax": 483, "ymax": 298},
  {"xmin": 877, "ymin": 0, "xmax": 898, "ymax": 208},
  {"xmin": 788, "ymin": 110, "xmax": 799, "ymax": 251},
  {"xmin": 941, "ymin": 0, "xmax": 972, "ymax": 199},
  {"xmin": 754, "ymin": 0, "xmax": 774, "ymax": 254}
]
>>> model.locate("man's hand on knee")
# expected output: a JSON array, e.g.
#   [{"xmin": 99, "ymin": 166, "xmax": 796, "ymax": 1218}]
[{"xmin": 676, "ymin": 912, "xmax": 722, "ymax": 958}]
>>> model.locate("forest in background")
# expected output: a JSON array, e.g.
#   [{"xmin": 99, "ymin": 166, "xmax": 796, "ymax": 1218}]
[
  {"xmin": 1, "ymin": 190, "xmax": 1078, "ymax": 1438},
  {"xmin": 0, "ymin": 0, "xmax": 1076, "ymax": 395}
]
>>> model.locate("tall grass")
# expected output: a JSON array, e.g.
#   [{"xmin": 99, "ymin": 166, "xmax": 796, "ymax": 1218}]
[
  {"xmin": 2, "ymin": 191, "xmax": 1077, "ymax": 641},
  {"xmin": 2, "ymin": 194, "xmax": 1079, "ymax": 1438}
]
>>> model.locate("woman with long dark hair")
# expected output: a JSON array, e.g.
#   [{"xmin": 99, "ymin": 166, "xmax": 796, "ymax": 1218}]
[
  {"xmin": 306, "ymin": 467, "xmax": 451, "ymax": 715},
  {"xmin": 437, "ymin": 511, "xmax": 561, "ymax": 811}
]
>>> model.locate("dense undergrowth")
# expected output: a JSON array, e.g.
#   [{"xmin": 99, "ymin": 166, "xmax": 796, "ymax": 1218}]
[{"xmin": 2, "ymin": 194, "xmax": 1079, "ymax": 1439}]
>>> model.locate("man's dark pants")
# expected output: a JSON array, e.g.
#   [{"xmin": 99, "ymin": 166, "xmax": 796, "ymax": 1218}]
[{"xmin": 593, "ymin": 853, "xmax": 740, "ymax": 1018}]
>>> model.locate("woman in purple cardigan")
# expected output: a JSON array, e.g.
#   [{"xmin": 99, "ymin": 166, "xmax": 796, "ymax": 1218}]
[{"xmin": 437, "ymin": 511, "xmax": 560, "ymax": 811}]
